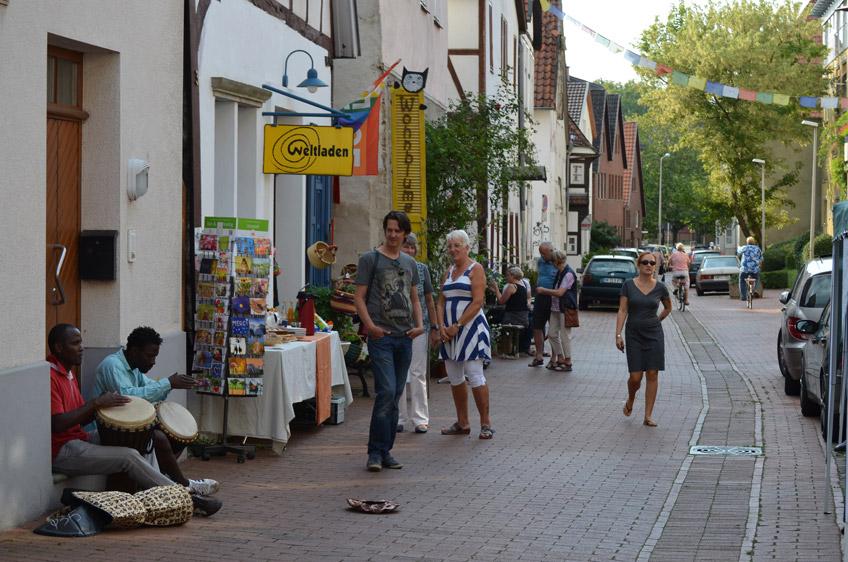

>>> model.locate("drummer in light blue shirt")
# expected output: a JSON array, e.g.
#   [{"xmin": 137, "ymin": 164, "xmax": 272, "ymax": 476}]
[{"xmin": 93, "ymin": 326, "xmax": 220, "ymax": 498}]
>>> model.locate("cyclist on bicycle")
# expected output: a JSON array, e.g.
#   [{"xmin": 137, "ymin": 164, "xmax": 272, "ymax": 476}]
[
  {"xmin": 737, "ymin": 236, "xmax": 763, "ymax": 303},
  {"xmin": 667, "ymin": 243, "xmax": 692, "ymax": 306}
]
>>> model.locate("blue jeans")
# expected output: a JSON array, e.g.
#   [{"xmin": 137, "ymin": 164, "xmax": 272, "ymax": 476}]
[
  {"xmin": 367, "ymin": 335, "xmax": 413, "ymax": 457},
  {"xmin": 740, "ymin": 272, "xmax": 759, "ymax": 301}
]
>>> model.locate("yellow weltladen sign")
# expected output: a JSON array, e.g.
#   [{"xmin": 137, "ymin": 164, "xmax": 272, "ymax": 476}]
[
  {"xmin": 391, "ymin": 89, "xmax": 427, "ymax": 258},
  {"xmin": 263, "ymin": 125, "xmax": 353, "ymax": 176}
]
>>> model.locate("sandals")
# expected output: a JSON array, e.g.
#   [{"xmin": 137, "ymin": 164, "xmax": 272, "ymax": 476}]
[
  {"xmin": 554, "ymin": 362, "xmax": 572, "ymax": 372},
  {"xmin": 623, "ymin": 402, "xmax": 633, "ymax": 417},
  {"xmin": 441, "ymin": 422, "xmax": 471, "ymax": 435},
  {"xmin": 479, "ymin": 425, "xmax": 495, "ymax": 440},
  {"xmin": 528, "ymin": 359, "xmax": 544, "ymax": 367},
  {"xmin": 644, "ymin": 418, "xmax": 658, "ymax": 427},
  {"xmin": 545, "ymin": 361, "xmax": 556, "ymax": 370}
]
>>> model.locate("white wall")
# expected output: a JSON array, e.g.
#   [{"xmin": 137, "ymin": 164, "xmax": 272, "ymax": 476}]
[{"xmin": 198, "ymin": 0, "xmax": 331, "ymax": 302}]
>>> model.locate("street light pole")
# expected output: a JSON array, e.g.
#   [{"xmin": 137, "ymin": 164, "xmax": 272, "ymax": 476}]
[
  {"xmin": 753, "ymin": 158, "xmax": 766, "ymax": 249},
  {"xmin": 802, "ymin": 120, "xmax": 819, "ymax": 260},
  {"xmin": 658, "ymin": 153, "xmax": 671, "ymax": 245}
]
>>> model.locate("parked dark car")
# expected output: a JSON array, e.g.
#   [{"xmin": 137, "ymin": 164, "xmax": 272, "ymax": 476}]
[
  {"xmin": 777, "ymin": 257, "xmax": 832, "ymax": 396},
  {"xmin": 688, "ymin": 250, "xmax": 720, "ymax": 286},
  {"xmin": 578, "ymin": 256, "xmax": 637, "ymax": 310},
  {"xmin": 796, "ymin": 302, "xmax": 843, "ymax": 440}
]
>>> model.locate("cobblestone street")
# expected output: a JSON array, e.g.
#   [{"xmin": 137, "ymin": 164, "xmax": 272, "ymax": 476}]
[{"xmin": 0, "ymin": 287, "xmax": 843, "ymax": 561}]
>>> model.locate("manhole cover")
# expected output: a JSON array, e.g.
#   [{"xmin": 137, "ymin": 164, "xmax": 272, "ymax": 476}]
[{"xmin": 689, "ymin": 445, "xmax": 762, "ymax": 456}]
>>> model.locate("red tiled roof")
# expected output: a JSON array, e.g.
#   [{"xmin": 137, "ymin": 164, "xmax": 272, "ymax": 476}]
[
  {"xmin": 534, "ymin": 2, "xmax": 561, "ymax": 108},
  {"xmin": 622, "ymin": 122, "xmax": 640, "ymax": 203}
]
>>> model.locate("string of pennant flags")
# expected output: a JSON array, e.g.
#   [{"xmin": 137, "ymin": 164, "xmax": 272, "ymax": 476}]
[{"xmin": 540, "ymin": 1, "xmax": 848, "ymax": 110}]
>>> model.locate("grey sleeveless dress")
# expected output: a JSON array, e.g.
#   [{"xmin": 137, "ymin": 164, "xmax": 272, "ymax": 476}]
[{"xmin": 621, "ymin": 279, "xmax": 669, "ymax": 372}]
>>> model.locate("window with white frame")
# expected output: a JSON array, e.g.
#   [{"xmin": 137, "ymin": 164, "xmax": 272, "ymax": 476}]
[{"xmin": 567, "ymin": 235, "xmax": 578, "ymax": 254}]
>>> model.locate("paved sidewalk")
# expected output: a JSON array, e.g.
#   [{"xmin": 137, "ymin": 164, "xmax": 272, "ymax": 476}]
[
  {"xmin": 0, "ymin": 288, "xmax": 841, "ymax": 561},
  {"xmin": 682, "ymin": 287, "xmax": 842, "ymax": 561}
]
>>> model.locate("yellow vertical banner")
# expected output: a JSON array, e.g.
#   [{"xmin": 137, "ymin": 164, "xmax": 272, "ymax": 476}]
[{"xmin": 391, "ymin": 88, "xmax": 427, "ymax": 259}]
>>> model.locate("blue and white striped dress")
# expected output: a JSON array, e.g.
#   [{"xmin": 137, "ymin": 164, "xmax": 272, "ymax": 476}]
[{"xmin": 440, "ymin": 263, "xmax": 491, "ymax": 361}]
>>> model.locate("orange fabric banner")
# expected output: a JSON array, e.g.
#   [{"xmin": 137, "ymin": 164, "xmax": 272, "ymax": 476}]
[
  {"xmin": 302, "ymin": 333, "xmax": 332, "ymax": 424},
  {"xmin": 352, "ymin": 95, "xmax": 381, "ymax": 176}
]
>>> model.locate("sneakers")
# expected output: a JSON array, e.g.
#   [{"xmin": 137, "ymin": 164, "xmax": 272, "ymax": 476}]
[
  {"xmin": 414, "ymin": 424, "xmax": 428, "ymax": 433},
  {"xmin": 191, "ymin": 494, "xmax": 222, "ymax": 517},
  {"xmin": 187, "ymin": 478, "xmax": 220, "ymax": 496},
  {"xmin": 396, "ymin": 424, "xmax": 404, "ymax": 433},
  {"xmin": 381, "ymin": 455, "xmax": 403, "ymax": 469},
  {"xmin": 366, "ymin": 454, "xmax": 382, "ymax": 472}
]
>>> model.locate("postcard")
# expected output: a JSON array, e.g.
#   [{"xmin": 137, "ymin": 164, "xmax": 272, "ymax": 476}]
[
  {"xmin": 228, "ymin": 357, "xmax": 246, "ymax": 376},
  {"xmin": 211, "ymin": 363, "xmax": 224, "ymax": 378},
  {"xmin": 196, "ymin": 304, "xmax": 214, "ymax": 322},
  {"xmin": 218, "ymin": 236, "xmax": 230, "ymax": 252},
  {"xmin": 227, "ymin": 378, "xmax": 246, "ymax": 396},
  {"xmin": 235, "ymin": 255, "xmax": 253, "ymax": 276},
  {"xmin": 199, "ymin": 234, "xmax": 217, "ymax": 251},
  {"xmin": 214, "ymin": 314, "xmax": 230, "ymax": 332},
  {"xmin": 249, "ymin": 298, "xmax": 267, "ymax": 315},
  {"xmin": 250, "ymin": 278, "xmax": 269, "ymax": 298},
  {"xmin": 231, "ymin": 317, "xmax": 249, "ymax": 336},
  {"xmin": 254, "ymin": 238, "xmax": 271, "ymax": 257},
  {"xmin": 235, "ymin": 237, "xmax": 255, "ymax": 256},
  {"xmin": 192, "ymin": 350, "xmax": 212, "ymax": 370},
  {"xmin": 214, "ymin": 298, "xmax": 229, "ymax": 315},
  {"xmin": 251, "ymin": 258, "xmax": 271, "ymax": 278},
  {"xmin": 194, "ymin": 330, "xmax": 212, "ymax": 346},
  {"xmin": 248, "ymin": 318, "xmax": 266, "ymax": 339},
  {"xmin": 235, "ymin": 277, "xmax": 253, "ymax": 297},
  {"xmin": 197, "ymin": 282, "xmax": 215, "ymax": 299},
  {"xmin": 199, "ymin": 257, "xmax": 216, "ymax": 274},
  {"xmin": 248, "ymin": 339, "xmax": 265, "ymax": 356},
  {"xmin": 232, "ymin": 296, "xmax": 250, "ymax": 315},
  {"xmin": 246, "ymin": 378, "xmax": 264, "ymax": 396},
  {"xmin": 211, "ymin": 347, "xmax": 225, "ymax": 363},
  {"xmin": 215, "ymin": 283, "xmax": 230, "ymax": 298},
  {"xmin": 213, "ymin": 330, "xmax": 227, "ymax": 347},
  {"xmin": 245, "ymin": 358, "xmax": 264, "ymax": 377},
  {"xmin": 229, "ymin": 337, "xmax": 247, "ymax": 356}
]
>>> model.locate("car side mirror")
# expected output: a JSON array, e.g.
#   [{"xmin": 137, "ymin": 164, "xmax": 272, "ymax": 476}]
[
  {"xmin": 576, "ymin": 268, "xmax": 584, "ymax": 274},
  {"xmin": 795, "ymin": 320, "xmax": 819, "ymax": 334},
  {"xmin": 778, "ymin": 291, "xmax": 790, "ymax": 305}
]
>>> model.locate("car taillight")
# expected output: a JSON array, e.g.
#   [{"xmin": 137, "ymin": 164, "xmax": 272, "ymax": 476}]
[
  {"xmin": 700, "ymin": 275, "xmax": 713, "ymax": 280},
  {"xmin": 787, "ymin": 317, "xmax": 809, "ymax": 340},
  {"xmin": 582, "ymin": 273, "xmax": 593, "ymax": 284}
]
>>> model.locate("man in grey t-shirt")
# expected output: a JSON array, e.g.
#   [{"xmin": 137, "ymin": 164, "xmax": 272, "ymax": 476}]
[{"xmin": 354, "ymin": 211, "xmax": 424, "ymax": 472}]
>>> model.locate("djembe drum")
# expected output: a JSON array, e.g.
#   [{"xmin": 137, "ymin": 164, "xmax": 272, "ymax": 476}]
[
  {"xmin": 155, "ymin": 401, "xmax": 198, "ymax": 449},
  {"xmin": 96, "ymin": 396, "xmax": 156, "ymax": 455}
]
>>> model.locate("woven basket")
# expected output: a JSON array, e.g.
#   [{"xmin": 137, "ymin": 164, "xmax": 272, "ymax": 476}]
[{"xmin": 306, "ymin": 241, "xmax": 337, "ymax": 269}]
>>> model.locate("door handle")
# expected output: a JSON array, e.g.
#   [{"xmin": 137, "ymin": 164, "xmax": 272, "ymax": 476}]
[{"xmin": 48, "ymin": 243, "xmax": 67, "ymax": 306}]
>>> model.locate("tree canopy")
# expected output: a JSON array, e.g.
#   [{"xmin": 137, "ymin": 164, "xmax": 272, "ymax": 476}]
[{"xmin": 635, "ymin": 0, "xmax": 827, "ymax": 239}]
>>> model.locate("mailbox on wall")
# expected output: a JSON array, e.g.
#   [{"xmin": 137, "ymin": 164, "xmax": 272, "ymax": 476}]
[{"xmin": 79, "ymin": 230, "xmax": 118, "ymax": 280}]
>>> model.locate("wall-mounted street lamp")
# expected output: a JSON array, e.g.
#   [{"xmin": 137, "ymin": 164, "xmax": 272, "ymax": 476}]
[{"xmin": 282, "ymin": 50, "xmax": 327, "ymax": 93}]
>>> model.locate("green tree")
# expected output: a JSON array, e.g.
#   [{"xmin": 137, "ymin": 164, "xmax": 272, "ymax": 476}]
[
  {"xmin": 590, "ymin": 220, "xmax": 620, "ymax": 251},
  {"xmin": 425, "ymin": 82, "xmax": 536, "ymax": 265},
  {"xmin": 636, "ymin": 0, "xmax": 827, "ymax": 239}
]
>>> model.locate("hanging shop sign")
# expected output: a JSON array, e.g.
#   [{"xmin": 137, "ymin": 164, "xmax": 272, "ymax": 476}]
[
  {"xmin": 263, "ymin": 125, "xmax": 353, "ymax": 176},
  {"xmin": 391, "ymin": 80, "xmax": 427, "ymax": 256}
]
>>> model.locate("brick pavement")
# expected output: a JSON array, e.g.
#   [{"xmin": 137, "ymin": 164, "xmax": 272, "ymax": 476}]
[
  {"xmin": 681, "ymin": 288, "xmax": 842, "ymax": 561},
  {"xmin": 0, "ymin": 288, "xmax": 841, "ymax": 561}
]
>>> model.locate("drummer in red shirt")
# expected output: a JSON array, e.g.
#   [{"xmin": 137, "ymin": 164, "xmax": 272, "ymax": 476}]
[{"xmin": 49, "ymin": 323, "xmax": 173, "ymax": 489}]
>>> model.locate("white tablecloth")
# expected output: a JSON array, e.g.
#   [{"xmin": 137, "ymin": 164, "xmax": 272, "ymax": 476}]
[{"xmin": 198, "ymin": 331, "xmax": 353, "ymax": 454}]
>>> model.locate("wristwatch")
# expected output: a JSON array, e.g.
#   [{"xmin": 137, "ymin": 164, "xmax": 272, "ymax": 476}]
[{"xmin": 430, "ymin": 325, "xmax": 440, "ymax": 331}]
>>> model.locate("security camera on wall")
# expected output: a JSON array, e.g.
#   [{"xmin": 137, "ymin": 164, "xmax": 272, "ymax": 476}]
[{"xmin": 127, "ymin": 158, "xmax": 150, "ymax": 201}]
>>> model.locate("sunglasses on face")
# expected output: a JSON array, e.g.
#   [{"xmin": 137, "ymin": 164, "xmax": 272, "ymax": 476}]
[{"xmin": 640, "ymin": 260, "xmax": 656, "ymax": 266}]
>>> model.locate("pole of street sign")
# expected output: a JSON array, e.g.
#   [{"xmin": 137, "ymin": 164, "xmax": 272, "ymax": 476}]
[
  {"xmin": 658, "ymin": 153, "xmax": 670, "ymax": 245},
  {"xmin": 802, "ymin": 120, "xmax": 818, "ymax": 260}
]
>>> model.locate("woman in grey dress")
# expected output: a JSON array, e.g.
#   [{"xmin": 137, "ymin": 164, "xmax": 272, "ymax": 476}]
[{"xmin": 615, "ymin": 251, "xmax": 672, "ymax": 427}]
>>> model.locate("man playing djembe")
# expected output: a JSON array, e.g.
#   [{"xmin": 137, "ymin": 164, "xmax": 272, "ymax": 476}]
[{"xmin": 93, "ymin": 326, "xmax": 219, "ymax": 497}]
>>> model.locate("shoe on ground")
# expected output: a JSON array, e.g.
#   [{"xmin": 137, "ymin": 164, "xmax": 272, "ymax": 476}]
[
  {"xmin": 396, "ymin": 424, "xmax": 404, "ymax": 433},
  {"xmin": 382, "ymin": 454, "xmax": 403, "ymax": 469},
  {"xmin": 367, "ymin": 454, "xmax": 382, "ymax": 472},
  {"xmin": 187, "ymin": 478, "xmax": 219, "ymax": 496},
  {"xmin": 414, "ymin": 424, "xmax": 428, "ymax": 433},
  {"xmin": 191, "ymin": 494, "xmax": 222, "ymax": 517}
]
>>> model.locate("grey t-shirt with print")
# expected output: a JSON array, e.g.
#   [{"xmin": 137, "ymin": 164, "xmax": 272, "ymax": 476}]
[{"xmin": 356, "ymin": 250, "xmax": 420, "ymax": 335}]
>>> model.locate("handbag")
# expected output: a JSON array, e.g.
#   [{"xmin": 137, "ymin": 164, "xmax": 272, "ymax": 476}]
[{"xmin": 564, "ymin": 307, "xmax": 580, "ymax": 328}]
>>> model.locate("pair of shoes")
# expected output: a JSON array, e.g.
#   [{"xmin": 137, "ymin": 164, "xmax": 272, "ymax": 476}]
[
  {"xmin": 366, "ymin": 454, "xmax": 382, "ymax": 472},
  {"xmin": 187, "ymin": 478, "xmax": 219, "ymax": 496},
  {"xmin": 414, "ymin": 424, "xmax": 428, "ymax": 433},
  {"xmin": 441, "ymin": 422, "xmax": 471, "ymax": 435},
  {"xmin": 643, "ymin": 418, "xmax": 658, "ymax": 427},
  {"xmin": 191, "ymin": 494, "xmax": 223, "ymax": 517},
  {"xmin": 545, "ymin": 361, "xmax": 556, "ymax": 370},
  {"xmin": 381, "ymin": 454, "xmax": 403, "ymax": 469},
  {"xmin": 396, "ymin": 424, "xmax": 404, "ymax": 433},
  {"xmin": 528, "ymin": 358, "xmax": 544, "ymax": 367},
  {"xmin": 479, "ymin": 425, "xmax": 495, "ymax": 439},
  {"xmin": 553, "ymin": 363, "xmax": 572, "ymax": 372}
]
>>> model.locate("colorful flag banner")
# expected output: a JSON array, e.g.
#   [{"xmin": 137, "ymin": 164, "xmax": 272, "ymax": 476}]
[{"xmin": 543, "ymin": 5, "xmax": 836, "ymax": 110}]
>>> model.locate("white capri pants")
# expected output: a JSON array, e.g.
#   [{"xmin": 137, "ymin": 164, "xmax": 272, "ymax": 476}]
[
  {"xmin": 445, "ymin": 359, "xmax": 486, "ymax": 388},
  {"xmin": 548, "ymin": 310, "xmax": 572, "ymax": 358}
]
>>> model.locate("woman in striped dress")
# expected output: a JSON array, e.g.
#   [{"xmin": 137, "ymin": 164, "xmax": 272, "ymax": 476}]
[{"xmin": 436, "ymin": 230, "xmax": 494, "ymax": 439}]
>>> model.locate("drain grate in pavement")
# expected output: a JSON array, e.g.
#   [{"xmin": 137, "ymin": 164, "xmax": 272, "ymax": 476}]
[{"xmin": 689, "ymin": 445, "xmax": 762, "ymax": 456}]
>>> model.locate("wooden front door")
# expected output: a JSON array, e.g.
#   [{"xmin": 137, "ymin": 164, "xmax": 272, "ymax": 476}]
[{"xmin": 45, "ymin": 47, "xmax": 84, "ymax": 341}]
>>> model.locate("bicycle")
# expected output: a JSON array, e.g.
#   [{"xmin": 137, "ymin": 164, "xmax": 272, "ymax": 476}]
[
  {"xmin": 671, "ymin": 275, "xmax": 687, "ymax": 312},
  {"xmin": 745, "ymin": 276, "xmax": 756, "ymax": 309}
]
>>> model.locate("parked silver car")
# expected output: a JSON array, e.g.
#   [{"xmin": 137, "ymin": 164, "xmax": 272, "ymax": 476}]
[
  {"xmin": 777, "ymin": 257, "xmax": 832, "ymax": 396},
  {"xmin": 796, "ymin": 302, "xmax": 843, "ymax": 440},
  {"xmin": 695, "ymin": 255, "xmax": 739, "ymax": 295}
]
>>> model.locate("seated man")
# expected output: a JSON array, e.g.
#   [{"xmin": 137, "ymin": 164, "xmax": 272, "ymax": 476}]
[
  {"xmin": 93, "ymin": 326, "xmax": 219, "ymax": 497},
  {"xmin": 48, "ymin": 323, "xmax": 220, "ymax": 516}
]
